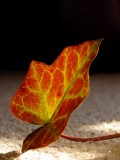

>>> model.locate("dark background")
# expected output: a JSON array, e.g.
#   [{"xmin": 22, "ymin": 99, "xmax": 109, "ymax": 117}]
[{"xmin": 1, "ymin": 0, "xmax": 120, "ymax": 73}]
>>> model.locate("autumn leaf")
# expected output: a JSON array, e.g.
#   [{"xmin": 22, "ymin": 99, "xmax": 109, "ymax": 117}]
[{"xmin": 10, "ymin": 39, "xmax": 102, "ymax": 152}]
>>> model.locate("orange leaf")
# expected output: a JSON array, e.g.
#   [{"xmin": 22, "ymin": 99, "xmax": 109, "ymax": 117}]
[{"xmin": 10, "ymin": 39, "xmax": 103, "ymax": 152}]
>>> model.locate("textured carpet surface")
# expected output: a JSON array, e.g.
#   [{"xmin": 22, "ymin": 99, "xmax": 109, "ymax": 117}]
[{"xmin": 0, "ymin": 71, "xmax": 120, "ymax": 160}]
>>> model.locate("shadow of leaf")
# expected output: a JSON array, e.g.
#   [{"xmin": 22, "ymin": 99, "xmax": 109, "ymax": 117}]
[{"xmin": 0, "ymin": 151, "xmax": 20, "ymax": 160}]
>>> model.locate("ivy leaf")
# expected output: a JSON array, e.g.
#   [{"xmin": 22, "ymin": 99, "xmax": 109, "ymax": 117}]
[{"xmin": 10, "ymin": 39, "xmax": 102, "ymax": 152}]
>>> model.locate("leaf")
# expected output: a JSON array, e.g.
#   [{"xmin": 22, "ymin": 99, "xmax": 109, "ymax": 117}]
[{"xmin": 10, "ymin": 39, "xmax": 102, "ymax": 152}]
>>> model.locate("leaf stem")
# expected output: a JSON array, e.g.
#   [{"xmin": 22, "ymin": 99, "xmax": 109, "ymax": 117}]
[{"xmin": 61, "ymin": 133, "xmax": 120, "ymax": 142}]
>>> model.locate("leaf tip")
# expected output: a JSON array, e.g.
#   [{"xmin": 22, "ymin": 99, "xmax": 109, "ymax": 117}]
[{"xmin": 96, "ymin": 38, "xmax": 104, "ymax": 45}]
